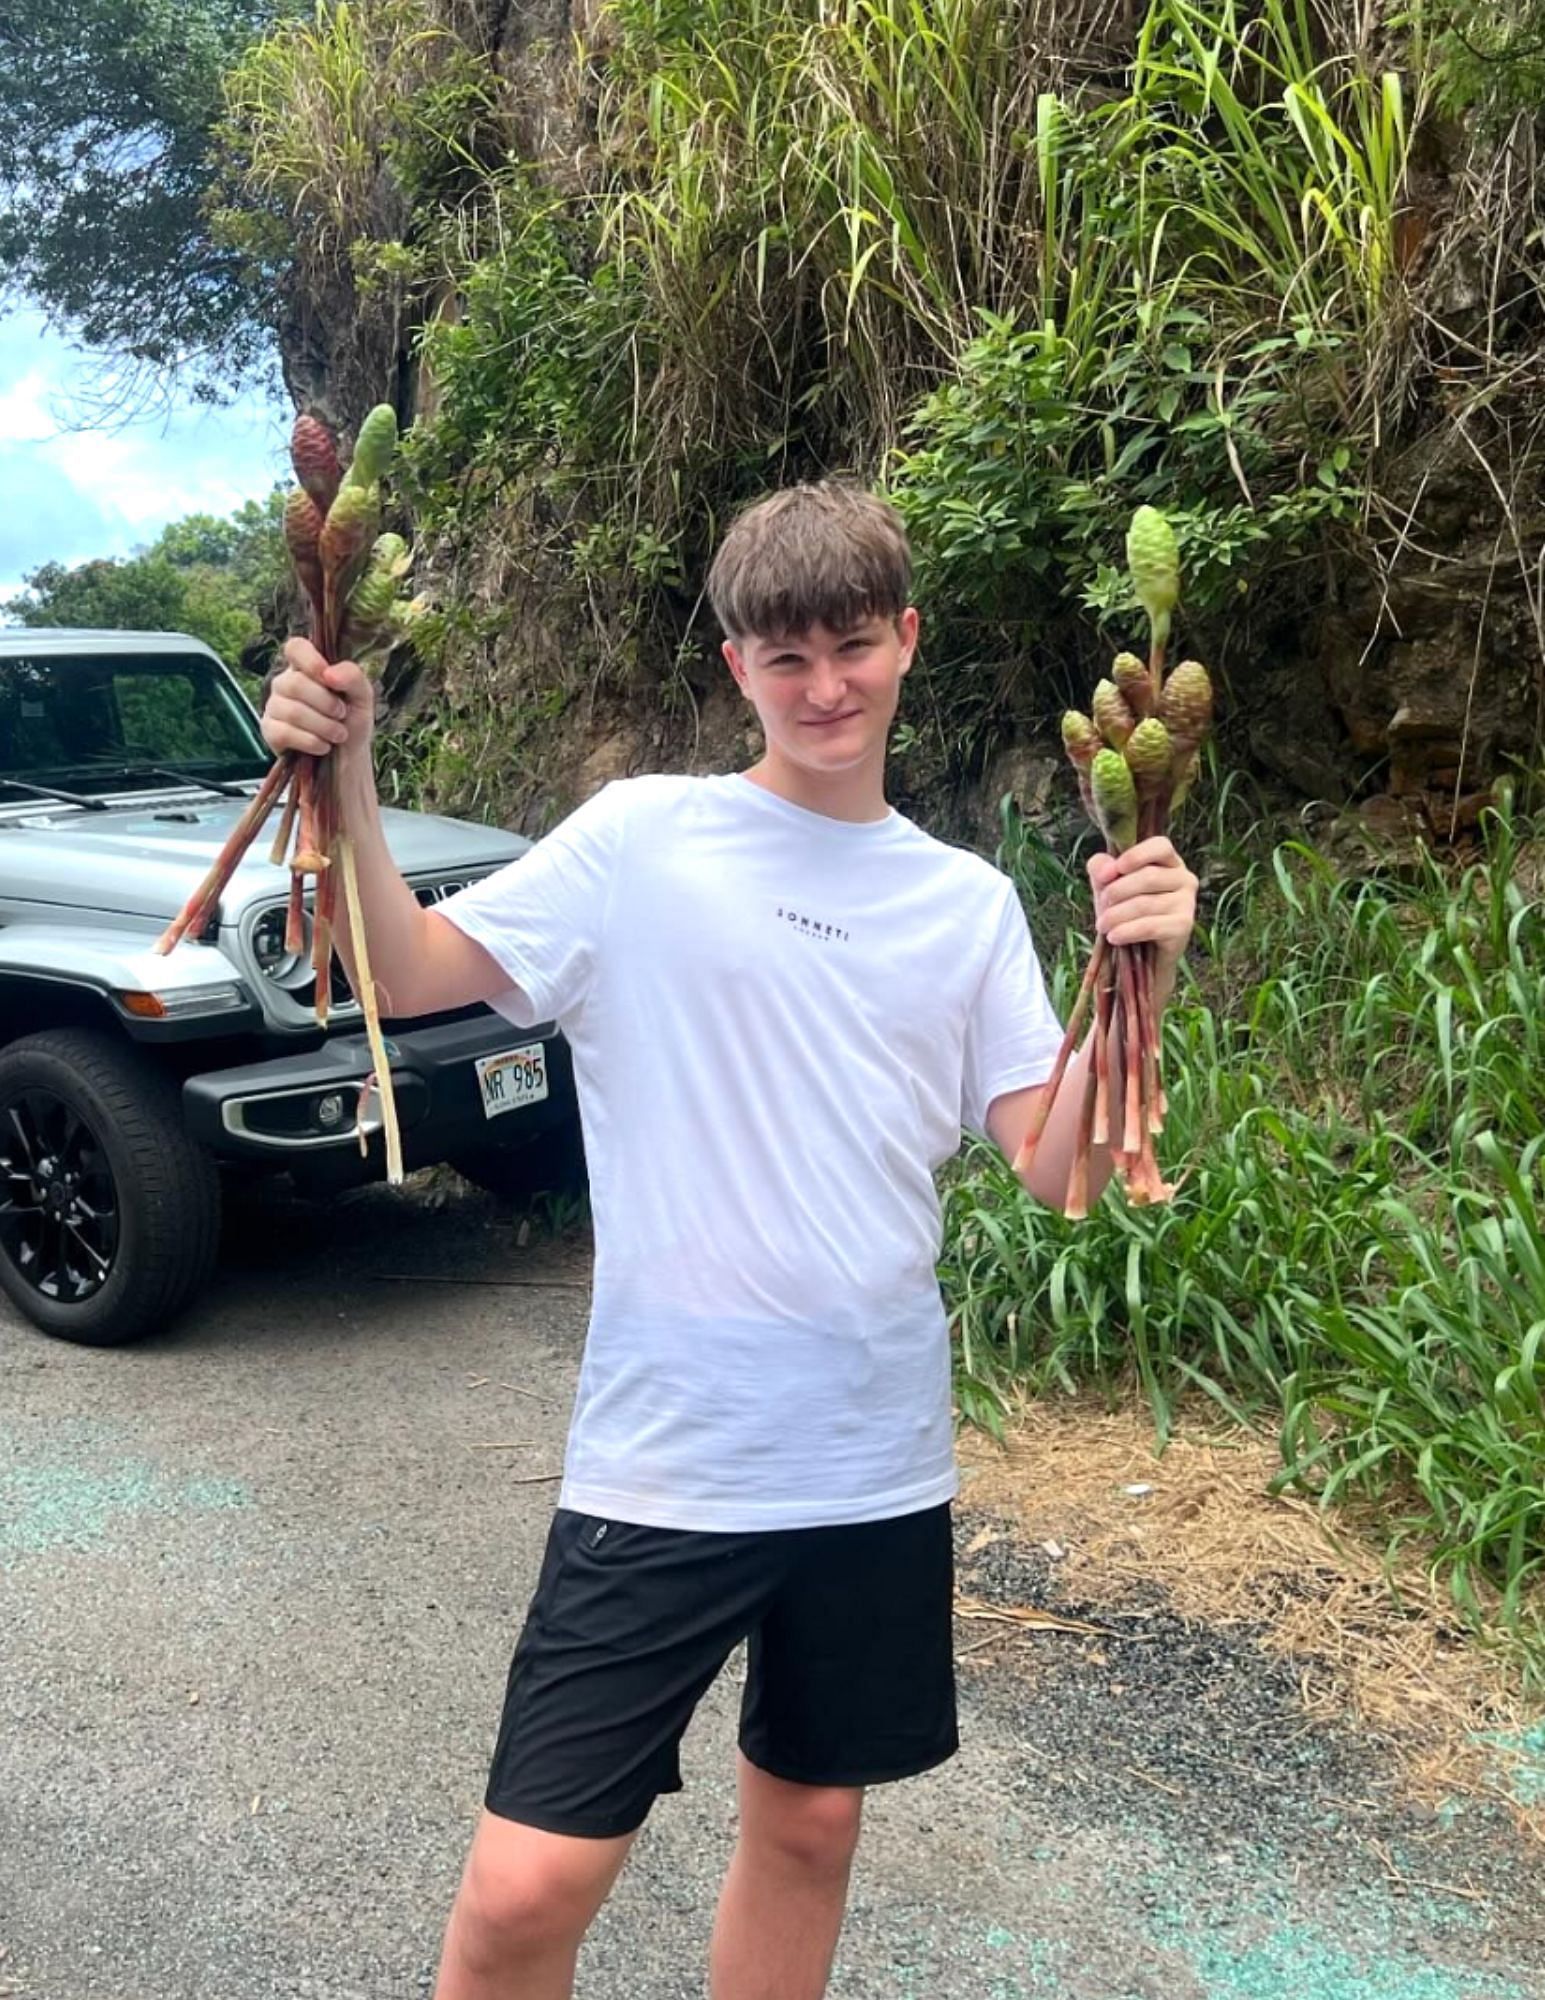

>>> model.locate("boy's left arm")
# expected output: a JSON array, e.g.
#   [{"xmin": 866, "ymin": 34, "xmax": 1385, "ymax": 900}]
[{"xmin": 986, "ymin": 836, "xmax": 1198, "ymax": 1215}]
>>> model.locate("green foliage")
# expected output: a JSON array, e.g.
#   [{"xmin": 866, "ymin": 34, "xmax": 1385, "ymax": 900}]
[
  {"xmin": 213, "ymin": 0, "xmax": 496, "ymax": 289},
  {"xmin": 1422, "ymin": 0, "xmax": 1545, "ymax": 127},
  {"xmin": 943, "ymin": 782, "xmax": 1545, "ymax": 1659},
  {"xmin": 890, "ymin": 312, "xmax": 1356, "ymax": 636},
  {"xmin": 368, "ymin": 0, "xmax": 1412, "ymax": 788},
  {"xmin": 888, "ymin": 0, "xmax": 1404, "ymax": 655},
  {"xmin": 0, "ymin": 0, "xmax": 294, "ymax": 397},
  {"xmin": 4, "ymin": 491, "xmax": 287, "ymax": 669}
]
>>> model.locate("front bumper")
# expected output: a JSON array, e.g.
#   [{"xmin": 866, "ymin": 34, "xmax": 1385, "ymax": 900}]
[{"xmin": 182, "ymin": 1009, "xmax": 574, "ymax": 1172}]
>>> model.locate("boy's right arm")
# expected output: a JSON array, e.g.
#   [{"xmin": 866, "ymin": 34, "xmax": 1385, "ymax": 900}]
[{"xmin": 261, "ymin": 637, "xmax": 517, "ymax": 1021}]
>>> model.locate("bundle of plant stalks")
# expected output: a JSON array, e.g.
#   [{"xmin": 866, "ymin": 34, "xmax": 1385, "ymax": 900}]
[
  {"xmin": 1012, "ymin": 506, "xmax": 1214, "ymax": 1217},
  {"xmin": 155, "ymin": 405, "xmax": 423, "ymax": 1184}
]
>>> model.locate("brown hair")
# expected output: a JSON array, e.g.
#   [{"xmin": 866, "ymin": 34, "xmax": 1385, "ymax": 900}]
[{"xmin": 706, "ymin": 480, "xmax": 912, "ymax": 641}]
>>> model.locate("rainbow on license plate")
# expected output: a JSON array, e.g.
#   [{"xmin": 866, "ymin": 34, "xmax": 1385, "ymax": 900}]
[{"xmin": 476, "ymin": 1044, "xmax": 549, "ymax": 1119}]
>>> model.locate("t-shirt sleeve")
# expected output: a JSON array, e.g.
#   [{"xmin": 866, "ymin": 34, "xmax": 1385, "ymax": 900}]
[
  {"xmin": 434, "ymin": 781, "xmax": 629, "ymax": 1029},
  {"xmin": 960, "ymin": 878, "xmax": 1066, "ymax": 1137}
]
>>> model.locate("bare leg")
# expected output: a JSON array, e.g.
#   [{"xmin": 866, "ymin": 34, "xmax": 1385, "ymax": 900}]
[
  {"xmin": 709, "ymin": 1755, "xmax": 864, "ymax": 2000},
  {"xmin": 433, "ymin": 1809, "xmax": 635, "ymax": 2000}
]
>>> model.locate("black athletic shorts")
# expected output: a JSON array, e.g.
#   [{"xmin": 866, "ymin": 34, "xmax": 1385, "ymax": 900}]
[{"xmin": 484, "ymin": 1503, "xmax": 958, "ymax": 1838}]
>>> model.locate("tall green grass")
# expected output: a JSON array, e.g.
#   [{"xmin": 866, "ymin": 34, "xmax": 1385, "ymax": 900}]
[{"xmin": 944, "ymin": 784, "xmax": 1545, "ymax": 1656}]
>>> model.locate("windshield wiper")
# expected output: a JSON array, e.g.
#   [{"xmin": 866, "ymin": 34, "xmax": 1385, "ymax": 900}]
[
  {"xmin": 99, "ymin": 763, "xmax": 253, "ymax": 798},
  {"xmin": 0, "ymin": 776, "xmax": 109, "ymax": 812}
]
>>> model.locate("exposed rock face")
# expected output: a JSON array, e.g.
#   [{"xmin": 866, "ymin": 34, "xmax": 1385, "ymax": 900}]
[{"xmin": 1243, "ymin": 430, "xmax": 1541, "ymax": 842}]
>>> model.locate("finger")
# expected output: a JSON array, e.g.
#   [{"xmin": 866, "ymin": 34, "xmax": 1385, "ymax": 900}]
[
  {"xmin": 270, "ymin": 698, "xmax": 349, "ymax": 750},
  {"xmin": 323, "ymin": 659, "xmax": 370, "ymax": 697},
  {"xmin": 1115, "ymin": 836, "xmax": 1180, "ymax": 872},
  {"xmin": 273, "ymin": 673, "xmax": 348, "ymax": 727},
  {"xmin": 1087, "ymin": 854, "xmax": 1120, "ymax": 889},
  {"xmin": 282, "ymin": 635, "xmax": 329, "ymax": 679},
  {"xmin": 1106, "ymin": 914, "xmax": 1193, "ymax": 947},
  {"xmin": 1100, "ymin": 864, "xmax": 1197, "ymax": 906},
  {"xmin": 1099, "ymin": 893, "xmax": 1196, "ymax": 938}
]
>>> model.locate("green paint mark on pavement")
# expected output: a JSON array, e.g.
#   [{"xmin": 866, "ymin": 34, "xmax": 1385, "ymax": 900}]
[
  {"xmin": 1472, "ymin": 1722, "xmax": 1545, "ymax": 1808},
  {"xmin": 0, "ymin": 1446, "xmax": 249, "ymax": 1559},
  {"xmin": 1167, "ymin": 1920, "xmax": 1529, "ymax": 2000}
]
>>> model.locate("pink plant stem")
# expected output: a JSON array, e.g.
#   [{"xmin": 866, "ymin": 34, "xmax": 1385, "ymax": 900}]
[
  {"xmin": 1118, "ymin": 943, "xmax": 1145, "ymax": 1160},
  {"xmin": 1091, "ymin": 955, "xmax": 1115, "ymax": 1148},
  {"xmin": 1063, "ymin": 1012, "xmax": 1102, "ymax": 1220},
  {"xmin": 1011, "ymin": 934, "xmax": 1107, "ymax": 1176},
  {"xmin": 154, "ymin": 755, "xmax": 290, "ymax": 954}
]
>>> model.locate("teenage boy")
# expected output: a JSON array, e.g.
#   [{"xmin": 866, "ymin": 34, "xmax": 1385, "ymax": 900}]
[{"xmin": 261, "ymin": 481, "xmax": 1198, "ymax": 2000}]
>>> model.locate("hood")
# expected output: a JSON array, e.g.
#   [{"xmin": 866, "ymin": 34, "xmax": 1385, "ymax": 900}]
[{"xmin": 2, "ymin": 793, "xmax": 529, "ymax": 923}]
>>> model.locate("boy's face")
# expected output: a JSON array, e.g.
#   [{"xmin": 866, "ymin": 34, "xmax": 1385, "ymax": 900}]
[{"xmin": 723, "ymin": 609, "xmax": 918, "ymax": 779}]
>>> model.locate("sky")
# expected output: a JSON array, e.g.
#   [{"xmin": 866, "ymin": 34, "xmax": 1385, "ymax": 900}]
[{"xmin": 0, "ymin": 306, "xmax": 290, "ymax": 612}]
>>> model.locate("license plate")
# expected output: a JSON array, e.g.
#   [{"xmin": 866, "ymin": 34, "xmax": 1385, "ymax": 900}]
[{"xmin": 476, "ymin": 1043, "xmax": 550, "ymax": 1119}]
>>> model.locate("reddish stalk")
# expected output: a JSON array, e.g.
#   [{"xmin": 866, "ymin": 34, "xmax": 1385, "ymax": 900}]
[
  {"xmin": 1011, "ymin": 935, "xmax": 1107, "ymax": 1176},
  {"xmin": 1062, "ymin": 1018, "xmax": 1102, "ymax": 1221},
  {"xmin": 154, "ymin": 755, "xmax": 289, "ymax": 954},
  {"xmin": 1118, "ymin": 943, "xmax": 1145, "ymax": 1160},
  {"xmin": 1091, "ymin": 958, "xmax": 1114, "ymax": 1148}
]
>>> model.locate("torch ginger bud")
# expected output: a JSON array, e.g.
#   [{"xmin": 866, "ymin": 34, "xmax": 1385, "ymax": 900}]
[
  {"xmin": 1092, "ymin": 678, "xmax": 1137, "ymax": 749},
  {"xmin": 1091, "ymin": 747, "xmax": 1139, "ymax": 852},
  {"xmin": 291, "ymin": 413, "xmax": 341, "ymax": 513},
  {"xmin": 1124, "ymin": 717, "xmax": 1174, "ymax": 805},
  {"xmin": 319, "ymin": 479, "xmax": 381, "ymax": 584},
  {"xmin": 283, "ymin": 488, "xmax": 325, "ymax": 611},
  {"xmin": 347, "ymin": 403, "xmax": 399, "ymax": 488},
  {"xmin": 1112, "ymin": 651, "xmax": 1154, "ymax": 720},
  {"xmin": 1062, "ymin": 710, "xmax": 1100, "ymax": 771},
  {"xmin": 1126, "ymin": 505, "xmax": 1180, "ymax": 641},
  {"xmin": 369, "ymin": 531, "xmax": 411, "ymax": 578},
  {"xmin": 1157, "ymin": 659, "xmax": 1213, "ymax": 754},
  {"xmin": 347, "ymin": 561, "xmax": 397, "ymax": 632}
]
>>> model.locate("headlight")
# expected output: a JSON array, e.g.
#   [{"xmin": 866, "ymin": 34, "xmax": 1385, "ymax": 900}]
[{"xmin": 250, "ymin": 902, "xmax": 310, "ymax": 986}]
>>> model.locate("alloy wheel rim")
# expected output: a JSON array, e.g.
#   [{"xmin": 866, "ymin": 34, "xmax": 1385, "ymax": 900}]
[{"xmin": 0, "ymin": 1087, "xmax": 119, "ymax": 1304}]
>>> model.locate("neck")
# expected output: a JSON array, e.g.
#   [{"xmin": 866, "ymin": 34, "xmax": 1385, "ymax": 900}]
[{"xmin": 744, "ymin": 744, "xmax": 891, "ymax": 823}]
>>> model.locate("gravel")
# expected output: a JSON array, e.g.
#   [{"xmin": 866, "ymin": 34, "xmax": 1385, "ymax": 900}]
[{"xmin": 2, "ymin": 1183, "xmax": 1541, "ymax": 2000}]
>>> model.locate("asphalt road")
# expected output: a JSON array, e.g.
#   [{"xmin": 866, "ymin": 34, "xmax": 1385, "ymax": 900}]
[{"xmin": 3, "ymin": 1185, "xmax": 1543, "ymax": 2000}]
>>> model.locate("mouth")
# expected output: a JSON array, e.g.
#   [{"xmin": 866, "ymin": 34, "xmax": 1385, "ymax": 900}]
[{"xmin": 800, "ymin": 710, "xmax": 862, "ymax": 730}]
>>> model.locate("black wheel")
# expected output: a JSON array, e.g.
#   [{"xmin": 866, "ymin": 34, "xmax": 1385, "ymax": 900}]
[
  {"xmin": 0, "ymin": 1030, "xmax": 221, "ymax": 1346},
  {"xmin": 450, "ymin": 1124, "xmax": 587, "ymax": 1208}
]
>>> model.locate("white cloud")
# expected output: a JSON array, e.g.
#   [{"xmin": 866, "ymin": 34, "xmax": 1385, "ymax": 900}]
[{"xmin": 0, "ymin": 309, "xmax": 290, "ymax": 604}]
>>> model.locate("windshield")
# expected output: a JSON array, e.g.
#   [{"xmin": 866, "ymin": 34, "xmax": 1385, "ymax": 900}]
[{"xmin": 0, "ymin": 651, "xmax": 270, "ymax": 793}]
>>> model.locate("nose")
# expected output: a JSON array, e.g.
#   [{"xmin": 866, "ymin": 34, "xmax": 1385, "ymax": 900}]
[{"xmin": 807, "ymin": 658, "xmax": 848, "ymax": 710}]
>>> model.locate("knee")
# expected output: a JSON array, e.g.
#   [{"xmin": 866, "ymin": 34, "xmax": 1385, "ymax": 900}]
[
  {"xmin": 449, "ymin": 1829, "xmax": 606, "ymax": 1973},
  {"xmin": 751, "ymin": 1785, "xmax": 864, "ymax": 1878}
]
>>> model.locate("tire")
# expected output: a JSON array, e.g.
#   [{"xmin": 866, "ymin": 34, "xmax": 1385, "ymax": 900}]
[
  {"xmin": 450, "ymin": 1124, "xmax": 587, "ymax": 1208},
  {"xmin": 0, "ymin": 1030, "xmax": 221, "ymax": 1347}
]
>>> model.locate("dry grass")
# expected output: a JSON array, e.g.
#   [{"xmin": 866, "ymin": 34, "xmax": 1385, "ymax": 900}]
[{"xmin": 959, "ymin": 1396, "xmax": 1545, "ymax": 1833}]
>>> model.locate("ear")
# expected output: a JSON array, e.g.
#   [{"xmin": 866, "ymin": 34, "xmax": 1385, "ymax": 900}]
[
  {"xmin": 722, "ymin": 637, "xmax": 751, "ymax": 698},
  {"xmin": 896, "ymin": 605, "xmax": 920, "ymax": 676}
]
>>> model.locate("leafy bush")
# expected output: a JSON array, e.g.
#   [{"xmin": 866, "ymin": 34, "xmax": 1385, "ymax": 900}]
[{"xmin": 944, "ymin": 782, "xmax": 1545, "ymax": 1652}]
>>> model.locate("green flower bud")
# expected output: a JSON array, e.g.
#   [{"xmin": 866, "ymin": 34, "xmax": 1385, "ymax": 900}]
[
  {"xmin": 1091, "ymin": 746, "xmax": 1139, "ymax": 851},
  {"xmin": 1126, "ymin": 505, "xmax": 1179, "ymax": 634},
  {"xmin": 1124, "ymin": 717, "xmax": 1174, "ymax": 804},
  {"xmin": 319, "ymin": 479, "xmax": 381, "ymax": 576},
  {"xmin": 1062, "ymin": 710, "xmax": 1100, "ymax": 770},
  {"xmin": 347, "ymin": 562, "xmax": 397, "ymax": 630},
  {"xmin": 369, "ymin": 531, "xmax": 412, "ymax": 579},
  {"xmin": 347, "ymin": 404, "xmax": 398, "ymax": 487}
]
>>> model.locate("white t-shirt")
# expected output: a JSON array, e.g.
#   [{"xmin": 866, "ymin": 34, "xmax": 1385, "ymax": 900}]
[{"xmin": 438, "ymin": 773, "xmax": 1063, "ymax": 1531}]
